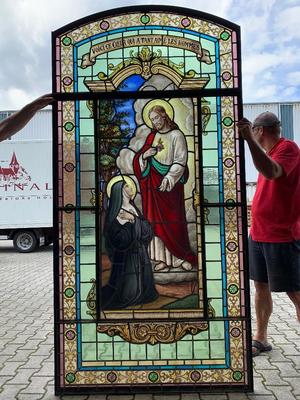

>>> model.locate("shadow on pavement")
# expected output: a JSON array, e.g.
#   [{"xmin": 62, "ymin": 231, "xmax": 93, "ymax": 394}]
[{"xmin": 0, "ymin": 240, "xmax": 53, "ymax": 253}]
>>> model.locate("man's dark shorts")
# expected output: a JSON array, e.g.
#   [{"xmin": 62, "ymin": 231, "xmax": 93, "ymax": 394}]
[{"xmin": 249, "ymin": 236, "xmax": 300, "ymax": 292}]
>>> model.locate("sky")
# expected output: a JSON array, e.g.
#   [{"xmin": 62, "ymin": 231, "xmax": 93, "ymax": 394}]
[{"xmin": 0, "ymin": 0, "xmax": 300, "ymax": 109}]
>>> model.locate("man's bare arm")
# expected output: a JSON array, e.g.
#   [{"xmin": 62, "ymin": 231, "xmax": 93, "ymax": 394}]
[
  {"xmin": 0, "ymin": 94, "xmax": 54, "ymax": 142},
  {"xmin": 237, "ymin": 118, "xmax": 283, "ymax": 180}
]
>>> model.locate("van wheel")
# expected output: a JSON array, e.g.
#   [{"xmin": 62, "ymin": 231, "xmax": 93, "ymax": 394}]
[{"xmin": 13, "ymin": 231, "xmax": 38, "ymax": 253}]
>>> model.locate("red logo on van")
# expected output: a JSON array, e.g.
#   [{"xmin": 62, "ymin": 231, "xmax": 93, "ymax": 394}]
[{"xmin": 0, "ymin": 152, "xmax": 31, "ymax": 185}]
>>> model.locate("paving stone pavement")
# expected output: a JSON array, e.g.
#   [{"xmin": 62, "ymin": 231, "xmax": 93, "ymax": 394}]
[{"xmin": 1, "ymin": 240, "xmax": 300, "ymax": 400}]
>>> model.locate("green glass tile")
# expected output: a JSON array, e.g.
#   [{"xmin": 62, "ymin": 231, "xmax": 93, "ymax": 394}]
[
  {"xmin": 168, "ymin": 47, "xmax": 184, "ymax": 57},
  {"xmin": 79, "ymin": 102, "xmax": 93, "ymax": 118},
  {"xmin": 108, "ymin": 48, "xmax": 123, "ymax": 58},
  {"xmin": 79, "ymin": 118, "xmax": 94, "ymax": 136},
  {"xmin": 185, "ymin": 57, "xmax": 201, "ymax": 74},
  {"xmin": 201, "ymin": 61, "xmax": 217, "ymax": 74},
  {"xmin": 203, "ymin": 168, "xmax": 218, "ymax": 185},
  {"xmin": 154, "ymin": 45, "xmax": 168, "ymax": 57},
  {"xmin": 80, "ymin": 136, "xmax": 95, "ymax": 153},
  {"xmin": 200, "ymin": 38, "xmax": 216, "ymax": 54},
  {"xmin": 209, "ymin": 321, "xmax": 225, "ymax": 339},
  {"xmin": 205, "ymin": 226, "xmax": 221, "ymax": 242},
  {"xmin": 123, "ymin": 46, "xmax": 139, "ymax": 57},
  {"xmin": 206, "ymin": 243, "xmax": 221, "ymax": 260},
  {"xmin": 177, "ymin": 340, "xmax": 193, "ymax": 360},
  {"xmin": 98, "ymin": 342, "xmax": 113, "ymax": 360},
  {"xmin": 205, "ymin": 207, "xmax": 220, "ymax": 225},
  {"xmin": 209, "ymin": 298, "xmax": 223, "ymax": 316},
  {"xmin": 113, "ymin": 335, "xmax": 126, "ymax": 342},
  {"xmin": 210, "ymin": 340, "xmax": 225, "ymax": 358},
  {"xmin": 80, "ymin": 154, "xmax": 95, "ymax": 171},
  {"xmin": 193, "ymin": 339, "xmax": 209, "ymax": 359},
  {"xmin": 91, "ymin": 36, "xmax": 107, "ymax": 45},
  {"xmin": 82, "ymin": 323, "xmax": 97, "ymax": 341},
  {"xmin": 77, "ymin": 43, "xmax": 92, "ymax": 58},
  {"xmin": 203, "ymin": 185, "xmax": 219, "ymax": 203},
  {"xmin": 91, "ymin": 59, "xmax": 108, "ymax": 76},
  {"xmin": 169, "ymin": 31, "xmax": 183, "ymax": 37},
  {"xmin": 146, "ymin": 344, "xmax": 160, "ymax": 360},
  {"xmin": 64, "ymin": 121, "xmax": 74, "ymax": 132},
  {"xmin": 77, "ymin": 77, "xmax": 88, "ymax": 92},
  {"xmin": 203, "ymin": 149, "xmax": 218, "ymax": 167},
  {"xmin": 151, "ymin": 29, "xmax": 167, "ymax": 35},
  {"xmin": 222, "ymin": 115, "xmax": 233, "ymax": 127},
  {"xmin": 202, "ymin": 130, "xmax": 218, "ymax": 148},
  {"xmin": 80, "ymin": 246, "xmax": 96, "ymax": 264},
  {"xmin": 205, "ymin": 73, "xmax": 217, "ymax": 89},
  {"xmin": 184, "ymin": 33, "xmax": 198, "ymax": 41},
  {"xmin": 207, "ymin": 280, "xmax": 222, "ymax": 297},
  {"xmin": 194, "ymin": 329, "xmax": 209, "ymax": 340},
  {"xmin": 204, "ymin": 112, "xmax": 218, "ymax": 132},
  {"xmin": 123, "ymin": 30, "xmax": 138, "ymax": 37},
  {"xmin": 80, "ymin": 172, "xmax": 95, "ymax": 189},
  {"xmin": 106, "ymin": 59, "xmax": 123, "ymax": 71},
  {"xmin": 80, "ymin": 282, "xmax": 93, "ymax": 300},
  {"xmin": 80, "ymin": 228, "xmax": 96, "ymax": 246},
  {"xmin": 114, "ymin": 342, "xmax": 129, "ymax": 360},
  {"xmin": 108, "ymin": 33, "xmax": 123, "ymax": 40},
  {"xmin": 65, "ymin": 373, "xmax": 75, "ymax": 383},
  {"xmin": 62, "ymin": 36, "xmax": 72, "ymax": 46},
  {"xmin": 82, "ymin": 342, "xmax": 97, "ymax": 360},
  {"xmin": 77, "ymin": 67, "xmax": 93, "ymax": 78},
  {"xmin": 80, "ymin": 189, "xmax": 95, "ymax": 207},
  {"xmin": 161, "ymin": 343, "xmax": 176, "ymax": 359},
  {"xmin": 206, "ymin": 261, "xmax": 222, "ymax": 279},
  {"xmin": 80, "ymin": 211, "xmax": 95, "ymax": 228},
  {"xmin": 130, "ymin": 344, "xmax": 146, "ymax": 360},
  {"xmin": 203, "ymin": 96, "xmax": 216, "ymax": 112},
  {"xmin": 80, "ymin": 264, "xmax": 96, "ymax": 282},
  {"xmin": 184, "ymin": 49, "xmax": 196, "ymax": 58},
  {"xmin": 80, "ymin": 302, "xmax": 92, "ymax": 320},
  {"xmin": 60, "ymin": 285, "xmax": 72, "ymax": 301},
  {"xmin": 97, "ymin": 333, "xmax": 113, "ymax": 342}
]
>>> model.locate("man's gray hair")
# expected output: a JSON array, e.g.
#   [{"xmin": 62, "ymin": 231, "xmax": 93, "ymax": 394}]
[{"xmin": 253, "ymin": 112, "xmax": 281, "ymax": 128}]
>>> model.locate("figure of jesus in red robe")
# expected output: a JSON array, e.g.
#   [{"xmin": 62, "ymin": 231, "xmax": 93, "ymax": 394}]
[{"xmin": 133, "ymin": 105, "xmax": 198, "ymax": 272}]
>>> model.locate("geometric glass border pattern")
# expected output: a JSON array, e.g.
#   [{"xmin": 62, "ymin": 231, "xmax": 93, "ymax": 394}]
[{"xmin": 52, "ymin": 5, "xmax": 253, "ymax": 395}]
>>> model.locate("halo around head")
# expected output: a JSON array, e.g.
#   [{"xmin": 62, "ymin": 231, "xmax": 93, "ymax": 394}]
[
  {"xmin": 106, "ymin": 175, "xmax": 137, "ymax": 199},
  {"xmin": 142, "ymin": 99, "xmax": 174, "ymax": 128}
]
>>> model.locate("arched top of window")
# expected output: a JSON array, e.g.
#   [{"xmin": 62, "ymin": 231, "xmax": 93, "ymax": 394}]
[{"xmin": 53, "ymin": 5, "xmax": 241, "ymax": 93}]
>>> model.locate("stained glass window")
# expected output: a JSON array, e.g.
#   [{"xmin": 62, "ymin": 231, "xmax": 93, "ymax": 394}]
[{"xmin": 53, "ymin": 6, "xmax": 252, "ymax": 395}]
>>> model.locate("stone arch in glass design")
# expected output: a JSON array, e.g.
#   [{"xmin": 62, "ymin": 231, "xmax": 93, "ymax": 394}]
[{"xmin": 52, "ymin": 5, "xmax": 253, "ymax": 395}]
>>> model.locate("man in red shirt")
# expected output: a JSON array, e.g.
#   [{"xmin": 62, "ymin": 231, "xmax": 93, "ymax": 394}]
[{"xmin": 238, "ymin": 112, "xmax": 300, "ymax": 357}]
